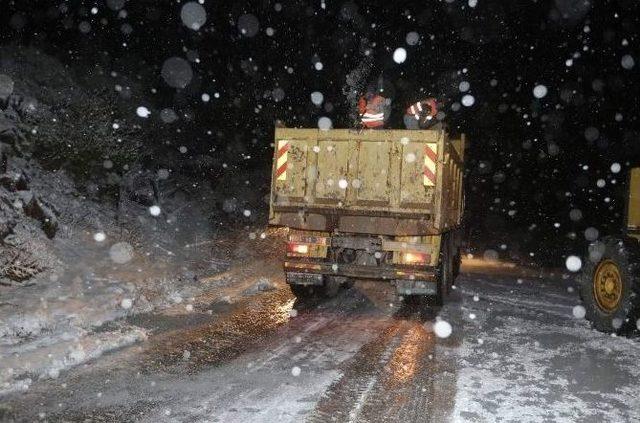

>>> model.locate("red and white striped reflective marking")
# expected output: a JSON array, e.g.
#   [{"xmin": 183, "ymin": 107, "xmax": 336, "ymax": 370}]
[
  {"xmin": 423, "ymin": 143, "xmax": 438, "ymax": 186},
  {"xmin": 276, "ymin": 140, "xmax": 289, "ymax": 181}
]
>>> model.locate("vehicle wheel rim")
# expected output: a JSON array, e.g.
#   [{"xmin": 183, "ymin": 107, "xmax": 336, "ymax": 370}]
[{"xmin": 593, "ymin": 259, "xmax": 623, "ymax": 313}]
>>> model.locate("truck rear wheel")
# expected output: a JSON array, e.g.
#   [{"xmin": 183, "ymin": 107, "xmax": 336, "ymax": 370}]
[
  {"xmin": 288, "ymin": 275, "xmax": 346, "ymax": 300},
  {"xmin": 579, "ymin": 237, "xmax": 640, "ymax": 333},
  {"xmin": 435, "ymin": 233, "xmax": 454, "ymax": 306},
  {"xmin": 289, "ymin": 284, "xmax": 322, "ymax": 299}
]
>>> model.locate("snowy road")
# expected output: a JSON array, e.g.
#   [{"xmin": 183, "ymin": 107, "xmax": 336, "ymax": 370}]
[{"xmin": 2, "ymin": 260, "xmax": 640, "ymax": 422}]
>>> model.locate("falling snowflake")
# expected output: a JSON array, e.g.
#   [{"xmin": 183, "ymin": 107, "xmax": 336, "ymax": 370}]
[
  {"xmin": 533, "ymin": 84, "xmax": 548, "ymax": 99},
  {"xmin": 310, "ymin": 91, "xmax": 324, "ymax": 106},
  {"xmin": 565, "ymin": 256, "xmax": 582, "ymax": 272},
  {"xmin": 136, "ymin": 106, "xmax": 151, "ymax": 118},
  {"xmin": 393, "ymin": 48, "xmax": 407, "ymax": 64},
  {"xmin": 318, "ymin": 116, "xmax": 332, "ymax": 130},
  {"xmin": 434, "ymin": 320, "xmax": 453, "ymax": 338},
  {"xmin": 572, "ymin": 305, "xmax": 586, "ymax": 319},
  {"xmin": 180, "ymin": 2, "xmax": 207, "ymax": 31}
]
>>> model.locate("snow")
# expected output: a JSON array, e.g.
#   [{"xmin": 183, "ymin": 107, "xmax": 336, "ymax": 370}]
[
  {"xmin": 109, "ymin": 242, "xmax": 134, "ymax": 264},
  {"xmin": 468, "ymin": 0, "xmax": 478, "ymax": 7},
  {"xmin": 611, "ymin": 162, "xmax": 621, "ymax": 173},
  {"xmin": 318, "ymin": 116, "xmax": 332, "ymax": 131},
  {"xmin": 148, "ymin": 205, "xmax": 161, "ymax": 216},
  {"xmin": 180, "ymin": 2, "xmax": 207, "ymax": 31},
  {"xmin": 458, "ymin": 81, "xmax": 470, "ymax": 92},
  {"xmin": 433, "ymin": 320, "xmax": 453, "ymax": 338},
  {"xmin": 405, "ymin": 32, "xmax": 420, "ymax": 46},
  {"xmin": 533, "ymin": 84, "xmax": 548, "ymax": 99},
  {"xmin": 78, "ymin": 21, "xmax": 91, "ymax": 34},
  {"xmin": 310, "ymin": 91, "xmax": 324, "ymax": 106},
  {"xmin": 584, "ymin": 126, "xmax": 599, "ymax": 141},
  {"xmin": 584, "ymin": 227, "xmax": 598, "ymax": 241},
  {"xmin": 106, "ymin": 0, "xmax": 125, "ymax": 11},
  {"xmin": 272, "ymin": 88, "xmax": 285, "ymax": 102},
  {"xmin": 393, "ymin": 48, "xmax": 407, "ymax": 64},
  {"xmin": 121, "ymin": 298, "xmax": 133, "ymax": 309},
  {"xmin": 136, "ymin": 106, "xmax": 151, "ymax": 118},
  {"xmin": 338, "ymin": 179, "xmax": 348, "ymax": 189},
  {"xmin": 565, "ymin": 256, "xmax": 582, "ymax": 272},
  {"xmin": 450, "ymin": 272, "xmax": 640, "ymax": 423},
  {"xmin": 93, "ymin": 232, "xmax": 106, "ymax": 242},
  {"xmin": 160, "ymin": 108, "xmax": 178, "ymax": 123},
  {"xmin": 461, "ymin": 94, "xmax": 475, "ymax": 107},
  {"xmin": 621, "ymin": 54, "xmax": 635, "ymax": 70},
  {"xmin": 161, "ymin": 57, "xmax": 193, "ymax": 89},
  {"xmin": 0, "ymin": 74, "xmax": 14, "ymax": 99},
  {"xmin": 572, "ymin": 305, "xmax": 586, "ymax": 319},
  {"xmin": 291, "ymin": 366, "xmax": 301, "ymax": 377},
  {"xmin": 238, "ymin": 14, "xmax": 260, "ymax": 37}
]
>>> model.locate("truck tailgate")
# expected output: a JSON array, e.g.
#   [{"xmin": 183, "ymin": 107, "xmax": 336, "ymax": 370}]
[{"xmin": 269, "ymin": 128, "xmax": 464, "ymax": 235}]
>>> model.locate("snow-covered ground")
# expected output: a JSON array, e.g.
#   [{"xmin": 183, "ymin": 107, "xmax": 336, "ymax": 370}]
[
  {"xmin": 0, "ymin": 154, "xmax": 277, "ymax": 396},
  {"xmin": 2, "ymin": 259, "xmax": 640, "ymax": 422},
  {"xmin": 449, "ymin": 268, "xmax": 640, "ymax": 422}
]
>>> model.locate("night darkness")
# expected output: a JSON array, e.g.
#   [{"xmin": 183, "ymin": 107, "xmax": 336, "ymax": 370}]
[{"xmin": 2, "ymin": 0, "xmax": 640, "ymax": 265}]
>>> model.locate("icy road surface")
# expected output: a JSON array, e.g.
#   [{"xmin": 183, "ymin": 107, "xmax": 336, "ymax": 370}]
[{"xmin": 2, "ymin": 260, "xmax": 640, "ymax": 422}]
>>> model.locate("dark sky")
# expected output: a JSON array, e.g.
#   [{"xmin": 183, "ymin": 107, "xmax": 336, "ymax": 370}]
[{"xmin": 1, "ymin": 0, "xmax": 640, "ymax": 264}]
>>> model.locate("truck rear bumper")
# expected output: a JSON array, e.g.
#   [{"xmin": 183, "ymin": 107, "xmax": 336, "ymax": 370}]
[
  {"xmin": 283, "ymin": 260, "xmax": 436, "ymax": 282},
  {"xmin": 284, "ymin": 261, "xmax": 437, "ymax": 295}
]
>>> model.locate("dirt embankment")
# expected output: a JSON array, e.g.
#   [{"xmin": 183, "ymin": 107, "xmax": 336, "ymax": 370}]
[{"xmin": 0, "ymin": 46, "xmax": 272, "ymax": 396}]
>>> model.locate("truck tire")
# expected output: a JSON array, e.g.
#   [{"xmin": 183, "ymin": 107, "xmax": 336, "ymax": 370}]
[
  {"xmin": 435, "ymin": 234, "xmax": 454, "ymax": 306},
  {"xmin": 579, "ymin": 237, "xmax": 640, "ymax": 333},
  {"xmin": 452, "ymin": 249, "xmax": 461, "ymax": 280},
  {"xmin": 288, "ymin": 276, "xmax": 345, "ymax": 300},
  {"xmin": 289, "ymin": 284, "xmax": 323, "ymax": 300}
]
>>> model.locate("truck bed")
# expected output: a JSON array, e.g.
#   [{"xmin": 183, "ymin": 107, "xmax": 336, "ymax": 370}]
[{"xmin": 269, "ymin": 128, "xmax": 464, "ymax": 236}]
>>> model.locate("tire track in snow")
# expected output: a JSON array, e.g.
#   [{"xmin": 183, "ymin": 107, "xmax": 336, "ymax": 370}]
[{"xmin": 307, "ymin": 303, "xmax": 456, "ymax": 423}]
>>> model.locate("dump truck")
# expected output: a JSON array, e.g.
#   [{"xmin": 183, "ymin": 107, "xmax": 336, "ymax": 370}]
[
  {"xmin": 579, "ymin": 166, "xmax": 640, "ymax": 332},
  {"xmin": 268, "ymin": 128, "xmax": 465, "ymax": 304}
]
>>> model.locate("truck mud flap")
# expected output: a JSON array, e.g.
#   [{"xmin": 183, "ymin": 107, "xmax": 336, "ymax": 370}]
[
  {"xmin": 393, "ymin": 279, "xmax": 437, "ymax": 295},
  {"xmin": 286, "ymin": 272, "xmax": 323, "ymax": 286}
]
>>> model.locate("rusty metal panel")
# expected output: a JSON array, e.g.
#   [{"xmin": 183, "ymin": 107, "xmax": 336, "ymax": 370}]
[
  {"xmin": 272, "ymin": 130, "xmax": 317, "ymax": 203},
  {"xmin": 628, "ymin": 167, "xmax": 640, "ymax": 233},
  {"xmin": 354, "ymin": 140, "xmax": 392, "ymax": 206},
  {"xmin": 314, "ymin": 137, "xmax": 350, "ymax": 203},
  {"xmin": 400, "ymin": 141, "xmax": 434, "ymax": 207},
  {"xmin": 269, "ymin": 128, "xmax": 465, "ymax": 236}
]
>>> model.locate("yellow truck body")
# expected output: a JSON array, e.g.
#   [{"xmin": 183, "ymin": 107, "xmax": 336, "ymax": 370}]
[{"xmin": 268, "ymin": 127, "xmax": 465, "ymax": 299}]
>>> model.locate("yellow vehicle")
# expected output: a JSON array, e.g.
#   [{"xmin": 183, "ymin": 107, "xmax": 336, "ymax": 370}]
[
  {"xmin": 579, "ymin": 167, "xmax": 640, "ymax": 332},
  {"xmin": 268, "ymin": 128, "xmax": 465, "ymax": 304}
]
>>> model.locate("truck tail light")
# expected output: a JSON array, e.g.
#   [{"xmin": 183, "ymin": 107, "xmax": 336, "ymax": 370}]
[
  {"xmin": 401, "ymin": 252, "xmax": 430, "ymax": 266},
  {"xmin": 287, "ymin": 231, "xmax": 329, "ymax": 258},
  {"xmin": 288, "ymin": 243, "xmax": 310, "ymax": 255}
]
